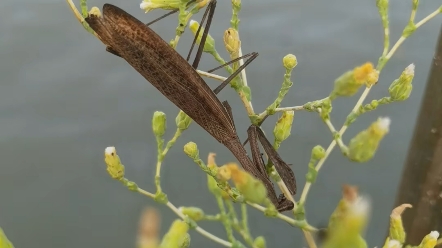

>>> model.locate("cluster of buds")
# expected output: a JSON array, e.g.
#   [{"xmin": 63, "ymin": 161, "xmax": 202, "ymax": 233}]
[{"xmin": 383, "ymin": 203, "xmax": 440, "ymax": 248}]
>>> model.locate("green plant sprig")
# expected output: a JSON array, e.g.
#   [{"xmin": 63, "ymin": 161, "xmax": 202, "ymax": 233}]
[
  {"xmin": 298, "ymin": 2, "xmax": 441, "ymax": 206},
  {"xmin": 67, "ymin": 0, "xmax": 442, "ymax": 247}
]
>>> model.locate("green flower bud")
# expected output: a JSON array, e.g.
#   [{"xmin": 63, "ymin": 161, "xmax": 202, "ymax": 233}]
[
  {"xmin": 179, "ymin": 207, "xmax": 205, "ymax": 222},
  {"xmin": 324, "ymin": 194, "xmax": 370, "ymax": 248},
  {"xmin": 179, "ymin": 233, "xmax": 191, "ymax": 248},
  {"xmin": 225, "ymin": 163, "xmax": 267, "ymax": 205},
  {"xmin": 206, "ymin": 153, "xmax": 227, "ymax": 198},
  {"xmin": 312, "ymin": 145, "xmax": 326, "ymax": 160},
  {"xmin": 140, "ymin": 0, "xmax": 181, "ymax": 13},
  {"xmin": 388, "ymin": 64, "xmax": 414, "ymax": 101},
  {"xmin": 376, "ymin": 0, "xmax": 388, "ymax": 10},
  {"xmin": 282, "ymin": 54, "xmax": 297, "ymax": 70},
  {"xmin": 207, "ymin": 175, "xmax": 223, "ymax": 197},
  {"xmin": 188, "ymin": 20, "xmax": 216, "ymax": 54},
  {"xmin": 88, "ymin": 6, "xmax": 101, "ymax": 17},
  {"xmin": 175, "ymin": 111, "xmax": 192, "ymax": 131},
  {"xmin": 152, "ymin": 111, "xmax": 167, "ymax": 137},
  {"xmin": 189, "ymin": 0, "xmax": 209, "ymax": 11},
  {"xmin": 159, "ymin": 220, "xmax": 189, "ymax": 248},
  {"xmin": 231, "ymin": 0, "xmax": 241, "ymax": 8},
  {"xmin": 183, "ymin": 142, "xmax": 199, "ymax": 160},
  {"xmin": 389, "ymin": 204, "xmax": 412, "ymax": 243},
  {"xmin": 418, "ymin": 231, "xmax": 439, "ymax": 248},
  {"xmin": 253, "ymin": 236, "xmax": 267, "ymax": 248},
  {"xmin": 347, "ymin": 117, "xmax": 390, "ymax": 162},
  {"xmin": 104, "ymin": 147, "xmax": 125, "ymax": 180},
  {"xmin": 273, "ymin": 111, "xmax": 294, "ymax": 143},
  {"xmin": 217, "ymin": 165, "xmax": 232, "ymax": 182},
  {"xmin": 328, "ymin": 185, "xmax": 359, "ymax": 230},
  {"xmin": 331, "ymin": 63, "xmax": 378, "ymax": 98},
  {"xmin": 0, "ymin": 228, "xmax": 14, "ymax": 248},
  {"xmin": 382, "ymin": 238, "xmax": 401, "ymax": 248},
  {"xmin": 412, "ymin": 0, "xmax": 419, "ymax": 10},
  {"xmin": 223, "ymin": 28, "xmax": 241, "ymax": 57}
]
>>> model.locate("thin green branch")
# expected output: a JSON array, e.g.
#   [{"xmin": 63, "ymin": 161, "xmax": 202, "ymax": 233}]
[
  {"xmin": 137, "ymin": 187, "xmax": 232, "ymax": 247},
  {"xmin": 216, "ymin": 196, "xmax": 235, "ymax": 242},
  {"xmin": 299, "ymin": 5, "xmax": 441, "ymax": 206}
]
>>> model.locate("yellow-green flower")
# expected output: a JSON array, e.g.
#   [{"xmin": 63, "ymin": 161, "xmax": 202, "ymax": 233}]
[
  {"xmin": 159, "ymin": 220, "xmax": 189, "ymax": 248},
  {"xmin": 183, "ymin": 142, "xmax": 199, "ymax": 160},
  {"xmin": 389, "ymin": 64, "xmax": 415, "ymax": 101},
  {"xmin": 331, "ymin": 62, "xmax": 379, "ymax": 98},
  {"xmin": 418, "ymin": 231, "xmax": 439, "ymax": 248},
  {"xmin": 179, "ymin": 207, "xmax": 205, "ymax": 222},
  {"xmin": 89, "ymin": 6, "xmax": 101, "ymax": 17},
  {"xmin": 282, "ymin": 54, "xmax": 297, "ymax": 70},
  {"xmin": 223, "ymin": 28, "xmax": 241, "ymax": 57},
  {"xmin": 104, "ymin": 146, "xmax": 125, "ymax": 180},
  {"xmin": 188, "ymin": 20, "xmax": 216, "ymax": 54},
  {"xmin": 389, "ymin": 203, "xmax": 412, "ymax": 243},
  {"xmin": 347, "ymin": 117, "xmax": 390, "ymax": 162},
  {"xmin": 175, "ymin": 111, "xmax": 192, "ymax": 131},
  {"xmin": 325, "ymin": 186, "xmax": 370, "ymax": 248},
  {"xmin": 152, "ymin": 111, "xmax": 167, "ymax": 137},
  {"xmin": 273, "ymin": 111, "xmax": 295, "ymax": 144},
  {"xmin": 140, "ymin": 0, "xmax": 182, "ymax": 13},
  {"xmin": 223, "ymin": 163, "xmax": 267, "ymax": 205}
]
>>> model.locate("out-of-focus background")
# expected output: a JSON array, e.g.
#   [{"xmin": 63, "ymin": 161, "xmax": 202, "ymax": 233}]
[{"xmin": 0, "ymin": 0, "xmax": 440, "ymax": 247}]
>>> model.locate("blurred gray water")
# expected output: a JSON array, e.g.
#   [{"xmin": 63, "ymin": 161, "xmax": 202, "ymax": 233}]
[{"xmin": 0, "ymin": 0, "xmax": 441, "ymax": 247}]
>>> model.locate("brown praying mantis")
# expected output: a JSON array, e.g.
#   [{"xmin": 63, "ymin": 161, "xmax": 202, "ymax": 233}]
[{"xmin": 83, "ymin": 0, "xmax": 296, "ymax": 212}]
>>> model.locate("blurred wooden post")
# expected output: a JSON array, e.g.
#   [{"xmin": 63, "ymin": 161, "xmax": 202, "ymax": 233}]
[{"xmin": 393, "ymin": 24, "xmax": 442, "ymax": 245}]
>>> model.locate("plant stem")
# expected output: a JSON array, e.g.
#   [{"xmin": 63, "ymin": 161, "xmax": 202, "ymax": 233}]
[
  {"xmin": 226, "ymin": 201, "xmax": 239, "ymax": 223},
  {"xmin": 216, "ymin": 196, "xmax": 235, "ymax": 242},
  {"xmin": 246, "ymin": 203, "xmax": 317, "ymax": 232},
  {"xmin": 415, "ymin": 8, "xmax": 441, "ymax": 28},
  {"xmin": 137, "ymin": 187, "xmax": 232, "ymax": 247},
  {"xmin": 197, "ymin": 70, "xmax": 227, "ymax": 81},
  {"xmin": 237, "ymin": 47, "xmax": 254, "ymax": 114},
  {"xmin": 137, "ymin": 188, "xmax": 156, "ymax": 198},
  {"xmin": 299, "ymin": 6, "xmax": 442, "ymax": 206},
  {"xmin": 240, "ymin": 203, "xmax": 250, "ymax": 235}
]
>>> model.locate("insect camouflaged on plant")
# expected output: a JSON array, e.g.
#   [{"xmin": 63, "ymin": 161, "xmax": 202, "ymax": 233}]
[{"xmin": 84, "ymin": 0, "xmax": 296, "ymax": 211}]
